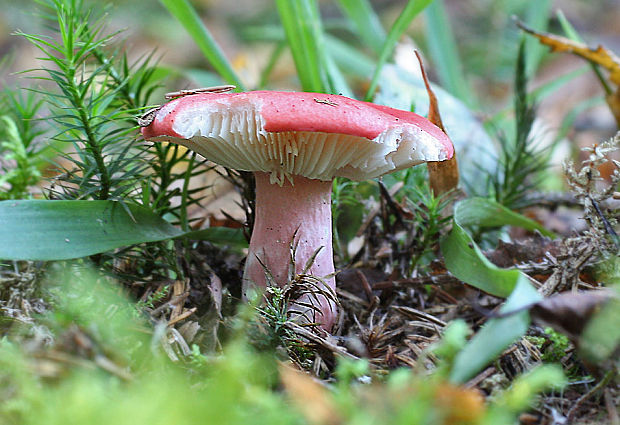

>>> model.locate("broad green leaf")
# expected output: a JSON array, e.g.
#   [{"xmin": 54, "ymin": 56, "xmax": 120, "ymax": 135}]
[
  {"xmin": 183, "ymin": 227, "xmax": 248, "ymax": 250},
  {"xmin": 449, "ymin": 278, "xmax": 541, "ymax": 383},
  {"xmin": 159, "ymin": 0, "xmax": 245, "ymax": 90},
  {"xmin": 579, "ymin": 292, "xmax": 620, "ymax": 364},
  {"xmin": 453, "ymin": 198, "xmax": 554, "ymax": 237},
  {"xmin": 442, "ymin": 223, "xmax": 522, "ymax": 298},
  {"xmin": 0, "ymin": 200, "xmax": 246, "ymax": 261},
  {"xmin": 441, "ymin": 197, "xmax": 552, "ymax": 383},
  {"xmin": 364, "ymin": 0, "xmax": 433, "ymax": 102},
  {"xmin": 580, "ymin": 260, "xmax": 620, "ymax": 364}
]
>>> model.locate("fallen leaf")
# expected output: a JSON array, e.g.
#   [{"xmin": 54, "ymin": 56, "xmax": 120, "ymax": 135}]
[
  {"xmin": 435, "ymin": 383, "xmax": 486, "ymax": 424},
  {"xmin": 415, "ymin": 50, "xmax": 460, "ymax": 195},
  {"xmin": 516, "ymin": 20, "xmax": 620, "ymax": 85},
  {"xmin": 517, "ymin": 19, "xmax": 620, "ymax": 126},
  {"xmin": 530, "ymin": 290, "xmax": 615, "ymax": 341},
  {"xmin": 279, "ymin": 362, "xmax": 341, "ymax": 425}
]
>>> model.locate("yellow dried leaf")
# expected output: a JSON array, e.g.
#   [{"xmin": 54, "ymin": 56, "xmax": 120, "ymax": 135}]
[
  {"xmin": 517, "ymin": 21, "xmax": 620, "ymax": 86},
  {"xmin": 606, "ymin": 91, "xmax": 620, "ymax": 128},
  {"xmin": 435, "ymin": 383, "xmax": 486, "ymax": 425},
  {"xmin": 279, "ymin": 362, "xmax": 341, "ymax": 425}
]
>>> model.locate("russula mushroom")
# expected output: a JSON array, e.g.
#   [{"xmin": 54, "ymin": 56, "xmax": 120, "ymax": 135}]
[{"xmin": 141, "ymin": 91, "xmax": 453, "ymax": 330}]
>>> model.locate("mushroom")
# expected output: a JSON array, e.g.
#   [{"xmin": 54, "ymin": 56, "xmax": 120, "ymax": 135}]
[{"xmin": 141, "ymin": 91, "xmax": 454, "ymax": 330}]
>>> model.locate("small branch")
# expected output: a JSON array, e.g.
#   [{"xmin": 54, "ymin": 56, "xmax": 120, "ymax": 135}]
[
  {"xmin": 283, "ymin": 321, "xmax": 358, "ymax": 360},
  {"xmin": 566, "ymin": 369, "xmax": 616, "ymax": 422}
]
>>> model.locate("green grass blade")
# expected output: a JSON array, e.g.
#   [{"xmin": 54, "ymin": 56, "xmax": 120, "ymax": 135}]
[
  {"xmin": 556, "ymin": 9, "xmax": 581, "ymax": 41},
  {"xmin": 336, "ymin": 0, "xmax": 386, "ymax": 54},
  {"xmin": 423, "ymin": 0, "xmax": 473, "ymax": 105},
  {"xmin": 238, "ymin": 23, "xmax": 374, "ymax": 83},
  {"xmin": 364, "ymin": 0, "xmax": 433, "ymax": 102},
  {"xmin": 275, "ymin": 0, "xmax": 326, "ymax": 92},
  {"xmin": 324, "ymin": 53, "xmax": 353, "ymax": 97},
  {"xmin": 274, "ymin": 0, "xmax": 350, "ymax": 94},
  {"xmin": 159, "ymin": 0, "xmax": 245, "ymax": 90},
  {"xmin": 306, "ymin": 1, "xmax": 352, "ymax": 96},
  {"xmin": 258, "ymin": 42, "xmax": 286, "ymax": 89},
  {"xmin": 523, "ymin": 0, "xmax": 552, "ymax": 77},
  {"xmin": 556, "ymin": 10, "xmax": 612, "ymax": 95}
]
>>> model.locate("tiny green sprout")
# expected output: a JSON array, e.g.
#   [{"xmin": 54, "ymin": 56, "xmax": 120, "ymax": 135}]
[
  {"xmin": 542, "ymin": 327, "xmax": 570, "ymax": 363},
  {"xmin": 135, "ymin": 285, "xmax": 170, "ymax": 312}
]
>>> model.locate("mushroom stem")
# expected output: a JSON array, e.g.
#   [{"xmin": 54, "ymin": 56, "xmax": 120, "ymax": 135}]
[{"xmin": 243, "ymin": 171, "xmax": 336, "ymax": 328}]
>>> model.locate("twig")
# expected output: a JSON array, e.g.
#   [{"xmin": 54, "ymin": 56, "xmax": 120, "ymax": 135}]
[
  {"xmin": 605, "ymin": 389, "xmax": 620, "ymax": 425},
  {"xmin": 283, "ymin": 321, "xmax": 358, "ymax": 360},
  {"xmin": 391, "ymin": 305, "xmax": 447, "ymax": 327},
  {"xmin": 566, "ymin": 369, "xmax": 616, "ymax": 422},
  {"xmin": 372, "ymin": 273, "xmax": 459, "ymax": 290},
  {"xmin": 465, "ymin": 366, "xmax": 497, "ymax": 389},
  {"xmin": 356, "ymin": 181, "xmax": 404, "ymax": 237}
]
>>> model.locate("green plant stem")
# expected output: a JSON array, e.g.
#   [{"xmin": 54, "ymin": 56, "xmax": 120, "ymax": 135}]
[
  {"xmin": 180, "ymin": 152, "xmax": 195, "ymax": 232},
  {"xmin": 66, "ymin": 69, "xmax": 111, "ymax": 200},
  {"xmin": 93, "ymin": 50, "xmax": 136, "ymax": 109}
]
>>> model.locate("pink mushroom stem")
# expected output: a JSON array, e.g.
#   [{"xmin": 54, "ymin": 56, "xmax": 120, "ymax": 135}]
[{"xmin": 243, "ymin": 171, "xmax": 336, "ymax": 328}]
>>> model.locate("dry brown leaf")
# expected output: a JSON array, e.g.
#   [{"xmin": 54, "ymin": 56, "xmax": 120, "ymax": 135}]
[
  {"xmin": 435, "ymin": 383, "xmax": 486, "ymax": 424},
  {"xmin": 531, "ymin": 289, "xmax": 615, "ymax": 341},
  {"xmin": 517, "ymin": 20, "xmax": 620, "ymax": 126},
  {"xmin": 279, "ymin": 362, "xmax": 341, "ymax": 425},
  {"xmin": 415, "ymin": 51, "xmax": 460, "ymax": 195},
  {"xmin": 606, "ymin": 91, "xmax": 620, "ymax": 128},
  {"xmin": 516, "ymin": 21, "xmax": 620, "ymax": 86},
  {"xmin": 427, "ymin": 159, "xmax": 460, "ymax": 197}
]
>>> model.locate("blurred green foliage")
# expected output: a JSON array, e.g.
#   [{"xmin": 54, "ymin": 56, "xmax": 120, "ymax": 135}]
[{"xmin": 0, "ymin": 268, "xmax": 565, "ymax": 425}]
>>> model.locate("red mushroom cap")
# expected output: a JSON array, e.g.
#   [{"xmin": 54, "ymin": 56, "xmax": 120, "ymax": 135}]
[{"xmin": 141, "ymin": 91, "xmax": 453, "ymax": 185}]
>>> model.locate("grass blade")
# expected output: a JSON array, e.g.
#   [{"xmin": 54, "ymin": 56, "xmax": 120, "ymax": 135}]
[
  {"xmin": 336, "ymin": 0, "xmax": 386, "ymax": 54},
  {"xmin": 275, "ymin": 0, "xmax": 351, "ymax": 95},
  {"xmin": 275, "ymin": 0, "xmax": 325, "ymax": 92},
  {"xmin": 364, "ymin": 0, "xmax": 433, "ymax": 102},
  {"xmin": 423, "ymin": 0, "xmax": 473, "ymax": 106},
  {"xmin": 556, "ymin": 10, "xmax": 612, "ymax": 95},
  {"xmin": 159, "ymin": 0, "xmax": 245, "ymax": 90},
  {"xmin": 523, "ymin": 0, "xmax": 552, "ymax": 76}
]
